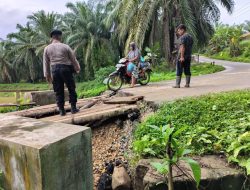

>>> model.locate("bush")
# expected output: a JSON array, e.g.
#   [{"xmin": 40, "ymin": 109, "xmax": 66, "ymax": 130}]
[
  {"xmin": 76, "ymin": 66, "xmax": 115, "ymax": 98},
  {"xmin": 243, "ymin": 46, "xmax": 250, "ymax": 58},
  {"xmin": 207, "ymin": 24, "xmax": 243, "ymax": 55},
  {"xmin": 133, "ymin": 90, "xmax": 250, "ymax": 174},
  {"xmin": 0, "ymin": 107, "xmax": 17, "ymax": 113},
  {"xmin": 94, "ymin": 66, "xmax": 115, "ymax": 82}
]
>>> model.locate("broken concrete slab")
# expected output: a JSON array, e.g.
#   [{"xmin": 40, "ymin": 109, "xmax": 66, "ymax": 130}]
[
  {"xmin": 0, "ymin": 114, "xmax": 93, "ymax": 190},
  {"xmin": 134, "ymin": 156, "xmax": 249, "ymax": 190}
]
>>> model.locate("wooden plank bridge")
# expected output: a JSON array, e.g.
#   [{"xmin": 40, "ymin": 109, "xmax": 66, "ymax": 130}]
[{"xmin": 7, "ymin": 95, "xmax": 143, "ymax": 125}]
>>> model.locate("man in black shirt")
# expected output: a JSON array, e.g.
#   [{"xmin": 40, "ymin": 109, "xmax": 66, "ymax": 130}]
[{"xmin": 173, "ymin": 24, "xmax": 193, "ymax": 88}]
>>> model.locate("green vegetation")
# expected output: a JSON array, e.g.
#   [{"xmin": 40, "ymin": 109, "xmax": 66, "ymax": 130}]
[
  {"xmin": 0, "ymin": 0, "xmax": 234, "ymax": 83},
  {"xmin": 133, "ymin": 90, "xmax": 250, "ymax": 174},
  {"xmin": 206, "ymin": 24, "xmax": 250, "ymax": 63},
  {"xmin": 0, "ymin": 63, "xmax": 224, "ymax": 113},
  {"xmin": 151, "ymin": 63, "xmax": 224, "ymax": 82},
  {"xmin": 150, "ymin": 124, "xmax": 201, "ymax": 189},
  {"xmin": 0, "ymin": 170, "xmax": 3, "ymax": 190},
  {"xmin": 0, "ymin": 63, "xmax": 223, "ymax": 99},
  {"xmin": 209, "ymin": 40, "xmax": 250, "ymax": 63},
  {"xmin": 76, "ymin": 66, "xmax": 115, "ymax": 98}
]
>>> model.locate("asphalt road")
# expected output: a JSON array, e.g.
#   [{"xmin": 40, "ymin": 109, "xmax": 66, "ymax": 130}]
[{"xmin": 121, "ymin": 57, "xmax": 250, "ymax": 105}]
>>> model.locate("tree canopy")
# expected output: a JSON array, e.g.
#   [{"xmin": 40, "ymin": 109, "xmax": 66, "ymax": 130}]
[{"xmin": 0, "ymin": 0, "xmax": 236, "ymax": 83}]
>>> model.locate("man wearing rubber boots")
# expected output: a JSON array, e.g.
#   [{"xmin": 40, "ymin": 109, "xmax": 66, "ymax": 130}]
[
  {"xmin": 173, "ymin": 24, "xmax": 193, "ymax": 88},
  {"xmin": 43, "ymin": 29, "xmax": 81, "ymax": 116}
]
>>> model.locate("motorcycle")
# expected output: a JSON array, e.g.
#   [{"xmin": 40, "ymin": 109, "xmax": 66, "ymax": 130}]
[{"xmin": 107, "ymin": 58, "xmax": 152, "ymax": 91}]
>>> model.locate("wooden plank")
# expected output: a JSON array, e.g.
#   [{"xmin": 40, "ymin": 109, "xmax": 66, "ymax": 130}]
[
  {"xmin": 0, "ymin": 103, "xmax": 18, "ymax": 107},
  {"xmin": 0, "ymin": 90, "xmax": 38, "ymax": 92},
  {"xmin": 103, "ymin": 96, "xmax": 144, "ymax": 104},
  {"xmin": 40, "ymin": 104, "xmax": 138, "ymax": 125},
  {"xmin": 41, "ymin": 104, "xmax": 120, "ymax": 122},
  {"xmin": 80, "ymin": 100, "xmax": 98, "ymax": 110},
  {"xmin": 8, "ymin": 99, "xmax": 96, "ymax": 118}
]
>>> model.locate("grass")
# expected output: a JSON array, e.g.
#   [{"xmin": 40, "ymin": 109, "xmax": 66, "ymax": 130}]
[
  {"xmin": 150, "ymin": 63, "xmax": 224, "ymax": 82},
  {"xmin": 209, "ymin": 53, "xmax": 250, "ymax": 63},
  {"xmin": 133, "ymin": 90, "xmax": 250, "ymax": 174}
]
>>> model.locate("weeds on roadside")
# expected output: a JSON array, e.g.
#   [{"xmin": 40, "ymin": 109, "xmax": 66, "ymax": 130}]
[
  {"xmin": 147, "ymin": 124, "xmax": 201, "ymax": 190},
  {"xmin": 133, "ymin": 90, "xmax": 250, "ymax": 175}
]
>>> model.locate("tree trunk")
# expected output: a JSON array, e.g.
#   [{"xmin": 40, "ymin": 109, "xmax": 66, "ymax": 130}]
[
  {"xmin": 149, "ymin": 11, "xmax": 158, "ymax": 47},
  {"xmin": 162, "ymin": 2, "xmax": 171, "ymax": 65},
  {"xmin": 169, "ymin": 25, "xmax": 177, "ymax": 69}
]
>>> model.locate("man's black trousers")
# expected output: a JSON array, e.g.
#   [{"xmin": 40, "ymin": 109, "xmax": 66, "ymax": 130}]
[
  {"xmin": 176, "ymin": 57, "xmax": 191, "ymax": 76},
  {"xmin": 52, "ymin": 64, "xmax": 77, "ymax": 108}
]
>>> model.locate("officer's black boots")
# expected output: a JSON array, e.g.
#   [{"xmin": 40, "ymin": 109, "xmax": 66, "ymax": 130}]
[
  {"xmin": 185, "ymin": 75, "xmax": 191, "ymax": 88},
  {"xmin": 173, "ymin": 76, "xmax": 181, "ymax": 88},
  {"xmin": 71, "ymin": 103, "xmax": 79, "ymax": 114},
  {"xmin": 59, "ymin": 107, "xmax": 66, "ymax": 116}
]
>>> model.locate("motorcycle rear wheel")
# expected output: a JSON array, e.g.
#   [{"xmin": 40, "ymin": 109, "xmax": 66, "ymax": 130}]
[{"xmin": 107, "ymin": 74, "xmax": 123, "ymax": 91}]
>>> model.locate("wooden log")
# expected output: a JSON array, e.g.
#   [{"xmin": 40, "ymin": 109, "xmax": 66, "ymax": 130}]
[
  {"xmin": 80, "ymin": 100, "xmax": 99, "ymax": 110},
  {"xmin": 40, "ymin": 104, "xmax": 138, "ymax": 125},
  {"xmin": 8, "ymin": 99, "xmax": 92, "ymax": 118},
  {"xmin": 41, "ymin": 104, "xmax": 121, "ymax": 121},
  {"xmin": 103, "ymin": 96, "xmax": 144, "ymax": 105}
]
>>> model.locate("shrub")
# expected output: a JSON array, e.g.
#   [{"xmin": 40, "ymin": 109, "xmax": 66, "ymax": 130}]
[
  {"xmin": 133, "ymin": 90, "xmax": 250, "ymax": 174},
  {"xmin": 94, "ymin": 66, "xmax": 115, "ymax": 82}
]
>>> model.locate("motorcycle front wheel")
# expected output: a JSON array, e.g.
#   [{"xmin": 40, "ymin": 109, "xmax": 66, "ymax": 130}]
[
  {"xmin": 107, "ymin": 74, "xmax": 123, "ymax": 91},
  {"xmin": 138, "ymin": 71, "xmax": 151, "ymax": 85}
]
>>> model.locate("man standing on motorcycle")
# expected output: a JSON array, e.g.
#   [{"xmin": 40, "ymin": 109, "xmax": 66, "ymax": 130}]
[
  {"xmin": 126, "ymin": 42, "xmax": 141, "ymax": 88},
  {"xmin": 173, "ymin": 24, "xmax": 194, "ymax": 88}
]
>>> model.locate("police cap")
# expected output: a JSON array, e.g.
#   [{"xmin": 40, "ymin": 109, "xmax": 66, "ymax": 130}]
[{"xmin": 50, "ymin": 29, "xmax": 62, "ymax": 37}]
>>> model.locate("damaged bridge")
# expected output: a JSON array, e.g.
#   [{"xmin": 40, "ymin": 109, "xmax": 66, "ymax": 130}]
[{"xmin": 7, "ymin": 94, "xmax": 144, "ymax": 125}]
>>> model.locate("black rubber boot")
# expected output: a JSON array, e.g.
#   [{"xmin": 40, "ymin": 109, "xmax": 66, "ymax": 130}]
[
  {"xmin": 71, "ymin": 103, "xmax": 79, "ymax": 114},
  {"xmin": 185, "ymin": 75, "xmax": 191, "ymax": 88},
  {"xmin": 173, "ymin": 76, "xmax": 181, "ymax": 88},
  {"xmin": 59, "ymin": 106, "xmax": 66, "ymax": 116}
]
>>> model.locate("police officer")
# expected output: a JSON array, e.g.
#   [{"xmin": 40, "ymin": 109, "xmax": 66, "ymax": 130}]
[
  {"xmin": 43, "ymin": 29, "xmax": 81, "ymax": 116},
  {"xmin": 173, "ymin": 24, "xmax": 194, "ymax": 88}
]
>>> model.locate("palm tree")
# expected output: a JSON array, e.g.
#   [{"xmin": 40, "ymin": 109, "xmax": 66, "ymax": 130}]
[
  {"xmin": 7, "ymin": 26, "xmax": 41, "ymax": 82},
  {"xmin": 105, "ymin": 0, "xmax": 235, "ymax": 63},
  {"xmin": 7, "ymin": 11, "xmax": 61, "ymax": 82},
  {"xmin": 64, "ymin": 2, "xmax": 116, "ymax": 80},
  {"xmin": 243, "ymin": 20, "xmax": 250, "ymax": 33},
  {"xmin": 26, "ymin": 10, "xmax": 61, "ymax": 57},
  {"xmin": 0, "ymin": 42, "xmax": 16, "ymax": 83}
]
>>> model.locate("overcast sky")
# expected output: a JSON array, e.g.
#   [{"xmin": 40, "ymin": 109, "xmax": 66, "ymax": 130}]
[{"xmin": 0, "ymin": 0, "xmax": 250, "ymax": 39}]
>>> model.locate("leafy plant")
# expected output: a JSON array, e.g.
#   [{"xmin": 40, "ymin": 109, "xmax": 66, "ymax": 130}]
[
  {"xmin": 207, "ymin": 24, "xmax": 243, "ymax": 55},
  {"xmin": 144, "ymin": 43, "xmax": 161, "ymax": 65},
  {"xmin": 206, "ymin": 24, "xmax": 250, "ymax": 63},
  {"xmin": 227, "ymin": 131, "xmax": 250, "ymax": 175},
  {"xmin": 133, "ymin": 90, "xmax": 250, "ymax": 175},
  {"xmin": 147, "ymin": 125, "xmax": 201, "ymax": 189}
]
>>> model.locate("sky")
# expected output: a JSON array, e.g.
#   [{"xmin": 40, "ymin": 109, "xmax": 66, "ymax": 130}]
[{"xmin": 0, "ymin": 0, "xmax": 250, "ymax": 39}]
